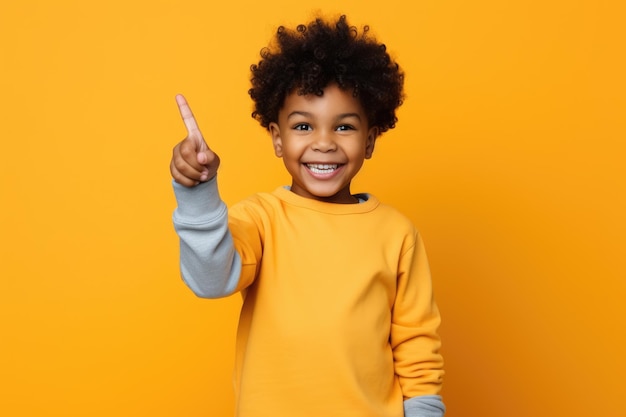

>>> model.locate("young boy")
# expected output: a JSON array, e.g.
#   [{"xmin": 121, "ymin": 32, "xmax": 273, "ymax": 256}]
[{"xmin": 170, "ymin": 15, "xmax": 445, "ymax": 417}]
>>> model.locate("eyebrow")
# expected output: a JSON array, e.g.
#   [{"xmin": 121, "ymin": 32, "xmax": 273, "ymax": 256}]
[{"xmin": 286, "ymin": 111, "xmax": 362, "ymax": 121}]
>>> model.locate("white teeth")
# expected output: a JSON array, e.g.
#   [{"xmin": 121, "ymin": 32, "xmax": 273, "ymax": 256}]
[{"xmin": 307, "ymin": 164, "xmax": 338, "ymax": 174}]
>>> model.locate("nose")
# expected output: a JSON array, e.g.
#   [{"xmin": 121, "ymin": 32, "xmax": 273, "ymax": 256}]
[{"xmin": 311, "ymin": 130, "xmax": 337, "ymax": 152}]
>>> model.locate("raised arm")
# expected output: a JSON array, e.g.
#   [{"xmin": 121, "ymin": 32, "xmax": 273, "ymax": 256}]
[{"xmin": 170, "ymin": 95, "xmax": 241, "ymax": 298}]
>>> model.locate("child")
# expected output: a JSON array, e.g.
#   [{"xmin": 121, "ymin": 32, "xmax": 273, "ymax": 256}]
[{"xmin": 170, "ymin": 15, "xmax": 445, "ymax": 417}]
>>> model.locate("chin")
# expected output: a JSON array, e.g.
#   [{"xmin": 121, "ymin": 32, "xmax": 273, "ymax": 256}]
[{"xmin": 306, "ymin": 186, "xmax": 342, "ymax": 198}]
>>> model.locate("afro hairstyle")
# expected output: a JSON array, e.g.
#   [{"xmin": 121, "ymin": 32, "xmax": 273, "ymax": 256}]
[{"xmin": 249, "ymin": 15, "xmax": 404, "ymax": 134}]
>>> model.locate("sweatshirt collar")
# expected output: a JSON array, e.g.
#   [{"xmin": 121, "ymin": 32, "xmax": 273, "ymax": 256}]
[{"xmin": 273, "ymin": 186, "xmax": 380, "ymax": 214}]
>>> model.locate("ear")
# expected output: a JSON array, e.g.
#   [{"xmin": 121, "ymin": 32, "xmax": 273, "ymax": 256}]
[
  {"xmin": 269, "ymin": 122, "xmax": 283, "ymax": 157},
  {"xmin": 364, "ymin": 127, "xmax": 379, "ymax": 159}
]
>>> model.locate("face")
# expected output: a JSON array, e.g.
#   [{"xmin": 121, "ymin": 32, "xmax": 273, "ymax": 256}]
[{"xmin": 269, "ymin": 84, "xmax": 378, "ymax": 204}]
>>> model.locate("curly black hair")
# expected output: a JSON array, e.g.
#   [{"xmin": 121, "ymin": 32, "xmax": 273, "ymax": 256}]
[{"xmin": 249, "ymin": 15, "xmax": 404, "ymax": 133}]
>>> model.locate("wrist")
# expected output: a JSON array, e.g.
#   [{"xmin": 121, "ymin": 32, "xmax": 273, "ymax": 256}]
[{"xmin": 172, "ymin": 176, "xmax": 224, "ymax": 219}]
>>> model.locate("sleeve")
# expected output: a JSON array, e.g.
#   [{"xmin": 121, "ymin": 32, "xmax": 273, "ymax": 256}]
[
  {"xmin": 172, "ymin": 177, "xmax": 242, "ymax": 298},
  {"xmin": 403, "ymin": 395, "xmax": 446, "ymax": 417},
  {"xmin": 391, "ymin": 231, "xmax": 445, "ymax": 413}
]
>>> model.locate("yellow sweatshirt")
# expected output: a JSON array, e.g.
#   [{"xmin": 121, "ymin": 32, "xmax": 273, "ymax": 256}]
[{"xmin": 173, "ymin": 180, "xmax": 444, "ymax": 417}]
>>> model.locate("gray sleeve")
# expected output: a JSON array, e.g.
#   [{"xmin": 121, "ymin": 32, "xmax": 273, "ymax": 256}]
[
  {"xmin": 172, "ymin": 177, "xmax": 241, "ymax": 298},
  {"xmin": 404, "ymin": 395, "xmax": 446, "ymax": 417}
]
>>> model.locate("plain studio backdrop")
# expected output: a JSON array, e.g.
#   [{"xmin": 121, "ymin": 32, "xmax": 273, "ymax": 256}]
[{"xmin": 1, "ymin": 1, "xmax": 624, "ymax": 416}]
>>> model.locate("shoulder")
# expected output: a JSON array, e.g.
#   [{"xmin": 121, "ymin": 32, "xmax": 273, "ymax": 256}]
[
  {"xmin": 369, "ymin": 196, "xmax": 417, "ymax": 228},
  {"xmin": 231, "ymin": 190, "xmax": 282, "ymax": 211},
  {"xmin": 365, "ymin": 196, "xmax": 424, "ymax": 251},
  {"xmin": 228, "ymin": 189, "xmax": 287, "ymax": 223}
]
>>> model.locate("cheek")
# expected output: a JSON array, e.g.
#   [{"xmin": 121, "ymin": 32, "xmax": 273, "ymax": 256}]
[
  {"xmin": 281, "ymin": 142, "xmax": 305, "ymax": 160},
  {"xmin": 349, "ymin": 141, "xmax": 369, "ymax": 157}
]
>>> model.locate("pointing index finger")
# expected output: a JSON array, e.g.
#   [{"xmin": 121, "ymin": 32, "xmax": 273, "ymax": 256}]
[{"xmin": 175, "ymin": 94, "xmax": 202, "ymax": 136}]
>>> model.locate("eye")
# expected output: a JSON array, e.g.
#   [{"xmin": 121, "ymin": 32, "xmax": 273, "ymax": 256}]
[
  {"xmin": 336, "ymin": 124, "xmax": 355, "ymax": 131},
  {"xmin": 293, "ymin": 123, "xmax": 312, "ymax": 131}
]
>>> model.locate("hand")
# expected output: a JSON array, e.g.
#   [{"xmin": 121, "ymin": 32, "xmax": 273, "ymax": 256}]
[{"xmin": 170, "ymin": 94, "xmax": 220, "ymax": 187}]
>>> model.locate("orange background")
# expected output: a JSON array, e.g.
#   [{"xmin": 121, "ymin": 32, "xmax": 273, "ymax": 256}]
[{"xmin": 1, "ymin": 1, "xmax": 624, "ymax": 416}]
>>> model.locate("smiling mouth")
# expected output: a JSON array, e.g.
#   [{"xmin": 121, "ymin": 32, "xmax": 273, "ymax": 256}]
[{"xmin": 305, "ymin": 163, "xmax": 340, "ymax": 174}]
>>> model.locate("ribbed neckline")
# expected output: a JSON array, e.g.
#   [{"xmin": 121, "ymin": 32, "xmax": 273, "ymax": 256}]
[{"xmin": 271, "ymin": 186, "xmax": 380, "ymax": 214}]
